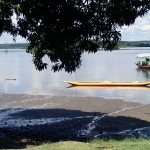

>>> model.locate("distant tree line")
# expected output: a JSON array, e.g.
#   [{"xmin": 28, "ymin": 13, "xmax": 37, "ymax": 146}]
[
  {"xmin": 0, "ymin": 41, "xmax": 150, "ymax": 50},
  {"xmin": 0, "ymin": 43, "xmax": 28, "ymax": 49},
  {"xmin": 135, "ymin": 43, "xmax": 150, "ymax": 47},
  {"xmin": 118, "ymin": 41, "xmax": 150, "ymax": 47}
]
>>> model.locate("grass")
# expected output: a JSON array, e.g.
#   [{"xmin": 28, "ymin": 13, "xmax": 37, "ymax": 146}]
[
  {"xmin": 28, "ymin": 141, "xmax": 98, "ymax": 150},
  {"xmin": 27, "ymin": 138, "xmax": 150, "ymax": 150}
]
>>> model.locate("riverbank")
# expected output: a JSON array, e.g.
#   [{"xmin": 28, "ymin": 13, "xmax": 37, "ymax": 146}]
[
  {"xmin": 27, "ymin": 138, "xmax": 150, "ymax": 150},
  {"xmin": 0, "ymin": 94, "xmax": 150, "ymax": 148}
]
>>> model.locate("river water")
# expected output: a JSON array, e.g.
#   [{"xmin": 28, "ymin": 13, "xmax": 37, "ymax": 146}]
[{"xmin": 0, "ymin": 48, "xmax": 150, "ymax": 104}]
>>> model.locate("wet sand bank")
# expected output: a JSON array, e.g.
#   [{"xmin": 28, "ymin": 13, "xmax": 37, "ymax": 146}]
[{"xmin": 0, "ymin": 94, "xmax": 150, "ymax": 145}]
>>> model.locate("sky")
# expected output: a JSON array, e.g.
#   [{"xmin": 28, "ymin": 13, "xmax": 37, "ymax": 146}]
[
  {"xmin": 0, "ymin": 11, "xmax": 150, "ymax": 43},
  {"xmin": 121, "ymin": 11, "xmax": 150, "ymax": 41}
]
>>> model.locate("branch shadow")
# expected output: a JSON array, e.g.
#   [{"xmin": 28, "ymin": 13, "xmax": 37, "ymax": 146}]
[{"xmin": 0, "ymin": 108, "xmax": 149, "ymax": 149}]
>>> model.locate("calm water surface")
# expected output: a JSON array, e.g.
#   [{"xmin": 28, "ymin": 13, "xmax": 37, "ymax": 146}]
[{"xmin": 0, "ymin": 48, "xmax": 150, "ymax": 104}]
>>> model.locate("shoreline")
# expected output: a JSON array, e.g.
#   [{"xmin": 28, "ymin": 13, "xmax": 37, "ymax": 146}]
[{"xmin": 0, "ymin": 94, "xmax": 150, "ymax": 147}]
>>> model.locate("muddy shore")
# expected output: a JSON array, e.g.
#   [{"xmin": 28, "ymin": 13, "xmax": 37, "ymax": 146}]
[{"xmin": 0, "ymin": 94, "xmax": 150, "ymax": 148}]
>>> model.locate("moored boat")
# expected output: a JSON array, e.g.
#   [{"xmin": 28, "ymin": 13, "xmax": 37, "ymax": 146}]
[
  {"xmin": 136, "ymin": 53, "xmax": 150, "ymax": 68},
  {"xmin": 63, "ymin": 81, "xmax": 150, "ymax": 86},
  {"xmin": 67, "ymin": 85, "xmax": 150, "ymax": 90}
]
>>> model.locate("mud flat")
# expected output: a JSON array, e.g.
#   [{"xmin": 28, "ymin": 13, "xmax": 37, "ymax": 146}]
[{"xmin": 0, "ymin": 94, "xmax": 150, "ymax": 143}]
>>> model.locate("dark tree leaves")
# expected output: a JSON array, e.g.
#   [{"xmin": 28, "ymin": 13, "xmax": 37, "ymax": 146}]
[{"xmin": 0, "ymin": 0, "xmax": 150, "ymax": 72}]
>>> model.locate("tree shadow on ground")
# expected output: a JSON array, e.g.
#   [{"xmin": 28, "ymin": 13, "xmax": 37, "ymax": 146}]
[{"xmin": 0, "ymin": 108, "xmax": 150, "ymax": 149}]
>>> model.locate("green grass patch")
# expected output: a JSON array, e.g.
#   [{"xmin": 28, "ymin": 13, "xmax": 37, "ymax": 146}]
[
  {"xmin": 28, "ymin": 141, "xmax": 99, "ymax": 150},
  {"xmin": 91, "ymin": 138, "xmax": 150, "ymax": 150},
  {"xmin": 27, "ymin": 138, "xmax": 150, "ymax": 150}
]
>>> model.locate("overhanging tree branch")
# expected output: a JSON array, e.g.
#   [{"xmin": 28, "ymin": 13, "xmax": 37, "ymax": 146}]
[{"xmin": 0, "ymin": 0, "xmax": 150, "ymax": 72}]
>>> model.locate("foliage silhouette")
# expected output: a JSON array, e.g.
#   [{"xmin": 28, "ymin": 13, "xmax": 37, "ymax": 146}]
[{"xmin": 0, "ymin": 0, "xmax": 150, "ymax": 72}]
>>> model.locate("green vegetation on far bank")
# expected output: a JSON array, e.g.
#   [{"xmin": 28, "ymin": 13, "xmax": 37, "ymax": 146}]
[
  {"xmin": 0, "ymin": 41, "xmax": 150, "ymax": 50},
  {"xmin": 118, "ymin": 41, "xmax": 150, "ymax": 48},
  {"xmin": 27, "ymin": 138, "xmax": 150, "ymax": 150},
  {"xmin": 0, "ymin": 43, "xmax": 28, "ymax": 49}
]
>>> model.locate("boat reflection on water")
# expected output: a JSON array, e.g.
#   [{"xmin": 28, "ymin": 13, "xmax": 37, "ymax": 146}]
[
  {"xmin": 136, "ymin": 68, "xmax": 150, "ymax": 79},
  {"xmin": 67, "ymin": 85, "xmax": 150, "ymax": 90}
]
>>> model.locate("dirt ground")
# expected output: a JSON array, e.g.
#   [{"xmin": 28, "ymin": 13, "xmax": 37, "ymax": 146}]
[{"xmin": 0, "ymin": 94, "xmax": 150, "ymax": 148}]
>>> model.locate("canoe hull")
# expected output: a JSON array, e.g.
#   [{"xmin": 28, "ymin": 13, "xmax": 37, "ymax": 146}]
[
  {"xmin": 64, "ymin": 81, "xmax": 150, "ymax": 86},
  {"xmin": 136, "ymin": 63, "xmax": 150, "ymax": 69}
]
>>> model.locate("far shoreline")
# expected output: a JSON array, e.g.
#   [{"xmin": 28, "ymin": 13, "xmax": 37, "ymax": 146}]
[{"xmin": 0, "ymin": 41, "xmax": 150, "ymax": 49}]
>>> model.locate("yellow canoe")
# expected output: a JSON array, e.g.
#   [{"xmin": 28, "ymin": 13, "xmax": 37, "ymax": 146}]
[
  {"xmin": 67, "ymin": 86, "xmax": 150, "ymax": 90},
  {"xmin": 63, "ymin": 81, "xmax": 150, "ymax": 86}
]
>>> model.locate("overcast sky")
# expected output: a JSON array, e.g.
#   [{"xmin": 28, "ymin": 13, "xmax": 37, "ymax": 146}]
[
  {"xmin": 0, "ymin": 11, "xmax": 149, "ymax": 43},
  {"xmin": 121, "ymin": 11, "xmax": 150, "ymax": 41}
]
